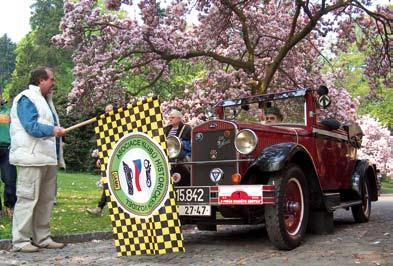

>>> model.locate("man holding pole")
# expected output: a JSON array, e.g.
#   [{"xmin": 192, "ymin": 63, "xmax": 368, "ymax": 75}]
[{"xmin": 10, "ymin": 67, "xmax": 66, "ymax": 252}]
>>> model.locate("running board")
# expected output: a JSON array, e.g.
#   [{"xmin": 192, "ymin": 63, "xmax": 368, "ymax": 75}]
[{"xmin": 328, "ymin": 200, "xmax": 362, "ymax": 211}]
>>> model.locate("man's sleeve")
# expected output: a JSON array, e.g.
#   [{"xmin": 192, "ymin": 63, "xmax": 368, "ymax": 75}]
[
  {"xmin": 17, "ymin": 96, "xmax": 54, "ymax": 138},
  {"xmin": 183, "ymin": 124, "xmax": 192, "ymax": 140}
]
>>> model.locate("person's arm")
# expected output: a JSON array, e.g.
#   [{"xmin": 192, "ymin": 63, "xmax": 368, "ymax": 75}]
[
  {"xmin": 179, "ymin": 124, "xmax": 192, "ymax": 140},
  {"xmin": 180, "ymin": 124, "xmax": 192, "ymax": 158},
  {"xmin": 17, "ymin": 96, "xmax": 56, "ymax": 137},
  {"xmin": 182, "ymin": 140, "xmax": 191, "ymax": 157}
]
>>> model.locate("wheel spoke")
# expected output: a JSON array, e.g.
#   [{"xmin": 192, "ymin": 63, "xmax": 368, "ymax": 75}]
[{"xmin": 284, "ymin": 178, "xmax": 304, "ymax": 235}]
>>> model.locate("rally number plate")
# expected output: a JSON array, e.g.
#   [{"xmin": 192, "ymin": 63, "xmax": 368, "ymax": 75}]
[
  {"xmin": 174, "ymin": 186, "xmax": 210, "ymax": 205},
  {"xmin": 178, "ymin": 205, "xmax": 211, "ymax": 216}
]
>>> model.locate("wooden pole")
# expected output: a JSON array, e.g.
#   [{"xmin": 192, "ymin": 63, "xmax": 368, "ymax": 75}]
[{"xmin": 65, "ymin": 117, "xmax": 97, "ymax": 132}]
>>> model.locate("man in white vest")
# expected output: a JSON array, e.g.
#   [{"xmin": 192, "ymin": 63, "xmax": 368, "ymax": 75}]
[{"xmin": 10, "ymin": 67, "xmax": 66, "ymax": 252}]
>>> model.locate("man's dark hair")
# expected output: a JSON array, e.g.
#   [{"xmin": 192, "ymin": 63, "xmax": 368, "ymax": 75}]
[
  {"xmin": 265, "ymin": 106, "xmax": 283, "ymax": 121},
  {"xmin": 29, "ymin": 67, "xmax": 52, "ymax": 86}
]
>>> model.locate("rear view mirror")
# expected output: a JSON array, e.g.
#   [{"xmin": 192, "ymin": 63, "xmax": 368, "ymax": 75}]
[{"xmin": 241, "ymin": 104, "xmax": 249, "ymax": 111}]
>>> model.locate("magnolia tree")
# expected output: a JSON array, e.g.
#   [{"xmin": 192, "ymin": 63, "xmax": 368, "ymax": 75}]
[
  {"xmin": 53, "ymin": 0, "xmax": 391, "ymax": 113},
  {"xmin": 333, "ymin": 6, "xmax": 393, "ymax": 97},
  {"xmin": 53, "ymin": 0, "xmax": 392, "ymax": 175},
  {"xmin": 357, "ymin": 115, "xmax": 393, "ymax": 179}
]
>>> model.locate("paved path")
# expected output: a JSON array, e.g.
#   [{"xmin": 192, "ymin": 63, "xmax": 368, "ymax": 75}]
[{"xmin": 1, "ymin": 195, "xmax": 392, "ymax": 265}]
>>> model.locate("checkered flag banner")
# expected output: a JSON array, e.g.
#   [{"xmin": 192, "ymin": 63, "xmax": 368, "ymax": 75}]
[{"xmin": 94, "ymin": 97, "xmax": 184, "ymax": 256}]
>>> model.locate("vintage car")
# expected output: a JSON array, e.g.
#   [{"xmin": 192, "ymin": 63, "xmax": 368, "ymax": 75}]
[{"xmin": 166, "ymin": 87, "xmax": 378, "ymax": 250}]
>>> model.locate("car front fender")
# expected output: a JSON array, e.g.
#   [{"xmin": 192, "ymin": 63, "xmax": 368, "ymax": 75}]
[{"xmin": 250, "ymin": 142, "xmax": 305, "ymax": 172}]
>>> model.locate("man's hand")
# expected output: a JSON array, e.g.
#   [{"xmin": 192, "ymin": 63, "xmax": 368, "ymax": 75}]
[
  {"xmin": 96, "ymin": 159, "xmax": 101, "ymax": 168},
  {"xmin": 53, "ymin": 126, "xmax": 66, "ymax": 137}
]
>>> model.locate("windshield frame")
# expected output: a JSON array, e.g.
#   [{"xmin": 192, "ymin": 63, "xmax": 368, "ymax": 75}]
[{"xmin": 216, "ymin": 89, "xmax": 309, "ymax": 126}]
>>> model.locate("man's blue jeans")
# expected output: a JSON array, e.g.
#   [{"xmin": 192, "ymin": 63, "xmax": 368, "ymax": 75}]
[{"xmin": 0, "ymin": 147, "xmax": 17, "ymax": 209}]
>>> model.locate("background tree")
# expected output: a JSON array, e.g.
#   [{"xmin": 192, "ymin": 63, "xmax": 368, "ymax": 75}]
[
  {"xmin": 334, "ymin": 6, "xmax": 392, "ymax": 97},
  {"xmin": 358, "ymin": 116, "xmax": 393, "ymax": 179},
  {"xmin": 324, "ymin": 11, "xmax": 393, "ymax": 130},
  {"xmin": 6, "ymin": 0, "xmax": 99, "ymax": 172},
  {"xmin": 7, "ymin": 0, "xmax": 73, "ymax": 98},
  {"xmin": 0, "ymin": 34, "xmax": 16, "ymax": 89},
  {"xmin": 324, "ymin": 43, "xmax": 393, "ymax": 130}
]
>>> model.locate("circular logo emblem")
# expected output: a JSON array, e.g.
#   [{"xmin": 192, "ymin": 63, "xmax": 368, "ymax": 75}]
[
  {"xmin": 107, "ymin": 132, "xmax": 170, "ymax": 219},
  {"xmin": 209, "ymin": 168, "xmax": 224, "ymax": 183},
  {"xmin": 195, "ymin": 133, "xmax": 204, "ymax": 142}
]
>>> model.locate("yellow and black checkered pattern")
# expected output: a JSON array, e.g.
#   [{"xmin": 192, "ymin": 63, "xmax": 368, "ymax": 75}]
[{"xmin": 94, "ymin": 97, "xmax": 184, "ymax": 256}]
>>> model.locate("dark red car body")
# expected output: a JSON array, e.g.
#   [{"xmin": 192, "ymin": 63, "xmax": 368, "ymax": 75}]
[{"xmin": 173, "ymin": 88, "xmax": 378, "ymax": 250}]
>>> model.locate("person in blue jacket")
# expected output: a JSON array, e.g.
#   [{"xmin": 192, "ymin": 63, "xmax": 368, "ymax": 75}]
[{"xmin": 9, "ymin": 67, "xmax": 66, "ymax": 253}]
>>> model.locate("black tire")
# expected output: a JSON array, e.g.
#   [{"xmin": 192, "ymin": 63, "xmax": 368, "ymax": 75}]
[
  {"xmin": 265, "ymin": 164, "xmax": 310, "ymax": 250},
  {"xmin": 351, "ymin": 177, "xmax": 371, "ymax": 223}
]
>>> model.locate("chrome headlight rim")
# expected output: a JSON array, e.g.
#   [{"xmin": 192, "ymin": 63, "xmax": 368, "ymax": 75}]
[
  {"xmin": 166, "ymin": 136, "xmax": 182, "ymax": 159},
  {"xmin": 234, "ymin": 129, "xmax": 258, "ymax": 155}
]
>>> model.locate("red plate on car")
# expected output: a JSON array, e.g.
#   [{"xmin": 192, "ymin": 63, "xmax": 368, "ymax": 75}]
[{"xmin": 218, "ymin": 185, "xmax": 263, "ymax": 205}]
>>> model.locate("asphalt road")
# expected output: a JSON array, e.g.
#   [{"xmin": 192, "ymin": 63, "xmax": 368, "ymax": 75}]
[{"xmin": 1, "ymin": 195, "xmax": 392, "ymax": 266}]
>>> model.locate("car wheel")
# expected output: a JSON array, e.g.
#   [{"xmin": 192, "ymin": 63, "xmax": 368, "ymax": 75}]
[
  {"xmin": 265, "ymin": 164, "xmax": 310, "ymax": 250},
  {"xmin": 351, "ymin": 177, "xmax": 371, "ymax": 223}
]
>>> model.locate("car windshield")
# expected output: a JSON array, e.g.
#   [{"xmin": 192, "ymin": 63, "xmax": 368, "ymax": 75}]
[{"xmin": 223, "ymin": 95, "xmax": 306, "ymax": 126}]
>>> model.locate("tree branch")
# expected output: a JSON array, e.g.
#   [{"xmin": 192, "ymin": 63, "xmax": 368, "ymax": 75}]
[
  {"xmin": 278, "ymin": 67, "xmax": 300, "ymax": 88},
  {"xmin": 351, "ymin": 0, "xmax": 392, "ymax": 68},
  {"xmin": 222, "ymin": 0, "xmax": 254, "ymax": 61},
  {"xmin": 288, "ymin": 1, "xmax": 302, "ymax": 40},
  {"xmin": 259, "ymin": 0, "xmax": 352, "ymax": 93},
  {"xmin": 144, "ymin": 33, "xmax": 255, "ymax": 73}
]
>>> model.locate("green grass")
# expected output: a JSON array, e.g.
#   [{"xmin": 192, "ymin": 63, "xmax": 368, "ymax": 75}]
[
  {"xmin": 0, "ymin": 171, "xmax": 112, "ymax": 240},
  {"xmin": 381, "ymin": 179, "xmax": 393, "ymax": 194}
]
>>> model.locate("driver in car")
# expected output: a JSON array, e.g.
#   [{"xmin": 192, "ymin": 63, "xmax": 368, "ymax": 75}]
[{"xmin": 258, "ymin": 106, "xmax": 283, "ymax": 124}]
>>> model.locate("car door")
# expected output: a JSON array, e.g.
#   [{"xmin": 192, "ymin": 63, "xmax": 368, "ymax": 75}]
[{"xmin": 312, "ymin": 125, "xmax": 350, "ymax": 190}]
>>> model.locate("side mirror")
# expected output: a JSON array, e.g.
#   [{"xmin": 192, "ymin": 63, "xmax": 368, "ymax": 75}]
[
  {"xmin": 317, "ymin": 85, "xmax": 329, "ymax": 96},
  {"xmin": 317, "ymin": 85, "xmax": 331, "ymax": 108}
]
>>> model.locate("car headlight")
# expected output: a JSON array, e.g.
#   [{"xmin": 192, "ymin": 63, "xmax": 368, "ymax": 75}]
[
  {"xmin": 167, "ymin": 136, "xmax": 182, "ymax": 159},
  {"xmin": 235, "ymin": 129, "xmax": 258, "ymax": 155}
]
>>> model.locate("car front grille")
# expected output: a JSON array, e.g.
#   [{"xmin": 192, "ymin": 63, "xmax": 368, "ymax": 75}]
[{"xmin": 191, "ymin": 120, "xmax": 238, "ymax": 186}]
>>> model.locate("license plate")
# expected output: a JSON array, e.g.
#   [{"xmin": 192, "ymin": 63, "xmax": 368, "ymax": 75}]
[
  {"xmin": 178, "ymin": 205, "xmax": 211, "ymax": 216},
  {"xmin": 218, "ymin": 185, "xmax": 263, "ymax": 205},
  {"xmin": 175, "ymin": 186, "xmax": 210, "ymax": 205}
]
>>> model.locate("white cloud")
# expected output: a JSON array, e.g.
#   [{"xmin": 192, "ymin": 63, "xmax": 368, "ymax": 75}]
[{"xmin": 0, "ymin": 0, "xmax": 34, "ymax": 43}]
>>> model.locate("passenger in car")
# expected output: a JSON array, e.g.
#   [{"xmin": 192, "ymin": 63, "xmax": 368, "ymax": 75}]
[
  {"xmin": 165, "ymin": 108, "xmax": 192, "ymax": 159},
  {"xmin": 164, "ymin": 108, "xmax": 192, "ymax": 186}
]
